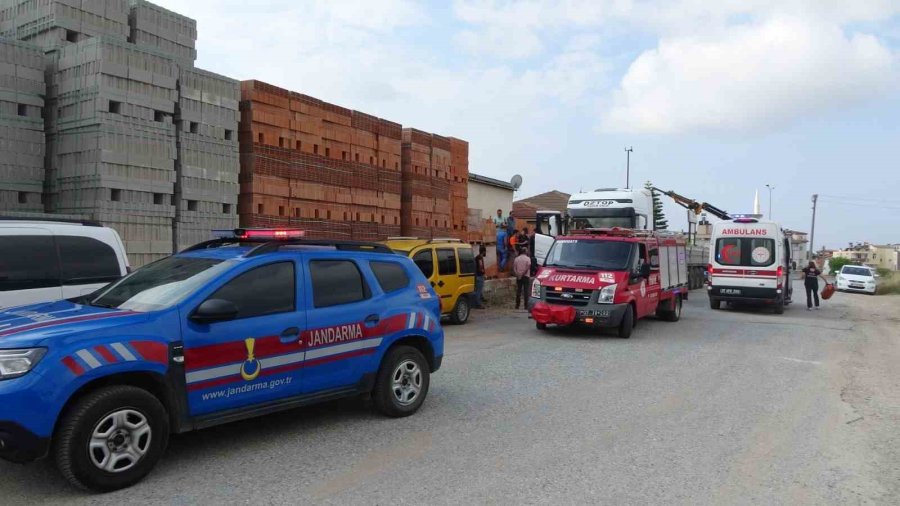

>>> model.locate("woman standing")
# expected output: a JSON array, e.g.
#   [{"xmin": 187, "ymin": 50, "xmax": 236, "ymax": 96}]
[{"xmin": 801, "ymin": 261, "xmax": 825, "ymax": 310}]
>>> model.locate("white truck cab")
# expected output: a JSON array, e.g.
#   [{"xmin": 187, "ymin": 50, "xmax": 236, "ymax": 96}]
[
  {"xmin": 707, "ymin": 217, "xmax": 793, "ymax": 313},
  {"xmin": 534, "ymin": 188, "xmax": 654, "ymax": 265},
  {"xmin": 568, "ymin": 188, "xmax": 653, "ymax": 230}
]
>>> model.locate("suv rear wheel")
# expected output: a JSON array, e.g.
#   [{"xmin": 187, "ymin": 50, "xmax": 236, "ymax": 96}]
[
  {"xmin": 54, "ymin": 385, "xmax": 169, "ymax": 492},
  {"xmin": 449, "ymin": 296, "xmax": 470, "ymax": 325},
  {"xmin": 373, "ymin": 345, "xmax": 431, "ymax": 417}
]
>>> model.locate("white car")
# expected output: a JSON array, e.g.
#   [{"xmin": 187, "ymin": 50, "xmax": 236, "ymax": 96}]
[
  {"xmin": 0, "ymin": 218, "xmax": 130, "ymax": 308},
  {"xmin": 835, "ymin": 265, "xmax": 877, "ymax": 295}
]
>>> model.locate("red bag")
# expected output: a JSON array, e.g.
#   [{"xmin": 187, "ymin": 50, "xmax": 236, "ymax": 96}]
[{"xmin": 821, "ymin": 283, "xmax": 835, "ymax": 300}]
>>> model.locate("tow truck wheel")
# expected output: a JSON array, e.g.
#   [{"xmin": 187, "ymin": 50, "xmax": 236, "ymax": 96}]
[
  {"xmin": 450, "ymin": 297, "xmax": 470, "ymax": 325},
  {"xmin": 661, "ymin": 296, "xmax": 682, "ymax": 322},
  {"xmin": 54, "ymin": 385, "xmax": 169, "ymax": 492},
  {"xmin": 617, "ymin": 305, "xmax": 634, "ymax": 339},
  {"xmin": 373, "ymin": 345, "xmax": 430, "ymax": 418}
]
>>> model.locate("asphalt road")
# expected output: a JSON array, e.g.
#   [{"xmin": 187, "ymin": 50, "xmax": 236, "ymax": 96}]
[{"xmin": 2, "ymin": 281, "xmax": 898, "ymax": 505}]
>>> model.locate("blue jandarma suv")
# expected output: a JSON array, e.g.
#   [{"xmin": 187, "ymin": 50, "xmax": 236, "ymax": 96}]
[{"xmin": 0, "ymin": 229, "xmax": 444, "ymax": 491}]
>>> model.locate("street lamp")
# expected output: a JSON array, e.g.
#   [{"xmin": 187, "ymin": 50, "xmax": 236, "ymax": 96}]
[{"xmin": 765, "ymin": 184, "xmax": 775, "ymax": 219}]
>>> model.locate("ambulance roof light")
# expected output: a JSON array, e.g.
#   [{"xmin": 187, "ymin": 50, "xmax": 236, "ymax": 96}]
[{"xmin": 732, "ymin": 218, "xmax": 759, "ymax": 224}]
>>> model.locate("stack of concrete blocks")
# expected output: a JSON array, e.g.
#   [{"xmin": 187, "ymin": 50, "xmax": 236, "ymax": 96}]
[
  {"xmin": 127, "ymin": 0, "xmax": 195, "ymax": 67},
  {"xmin": 0, "ymin": 37, "xmax": 45, "ymax": 211},
  {"xmin": 173, "ymin": 66, "xmax": 239, "ymax": 251},
  {"xmin": 0, "ymin": 0, "xmax": 130, "ymax": 49},
  {"xmin": 1, "ymin": 0, "xmax": 240, "ymax": 266},
  {"xmin": 47, "ymin": 36, "xmax": 178, "ymax": 267}
]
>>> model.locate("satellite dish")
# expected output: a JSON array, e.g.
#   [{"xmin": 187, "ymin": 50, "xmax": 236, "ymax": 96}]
[{"xmin": 510, "ymin": 174, "xmax": 523, "ymax": 190}]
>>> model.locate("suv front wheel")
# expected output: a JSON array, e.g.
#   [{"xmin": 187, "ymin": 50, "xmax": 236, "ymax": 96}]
[
  {"xmin": 54, "ymin": 385, "xmax": 169, "ymax": 492},
  {"xmin": 373, "ymin": 345, "xmax": 431, "ymax": 417}
]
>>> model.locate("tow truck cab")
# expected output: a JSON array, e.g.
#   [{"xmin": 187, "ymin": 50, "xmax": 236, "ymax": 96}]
[
  {"xmin": 707, "ymin": 217, "xmax": 793, "ymax": 313},
  {"xmin": 530, "ymin": 228, "xmax": 689, "ymax": 338}
]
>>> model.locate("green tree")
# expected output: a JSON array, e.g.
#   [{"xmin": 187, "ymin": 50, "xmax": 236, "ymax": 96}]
[
  {"xmin": 644, "ymin": 181, "xmax": 668, "ymax": 230},
  {"xmin": 828, "ymin": 256, "xmax": 856, "ymax": 274}
]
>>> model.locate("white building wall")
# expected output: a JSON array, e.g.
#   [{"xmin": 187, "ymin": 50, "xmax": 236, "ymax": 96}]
[{"xmin": 467, "ymin": 181, "xmax": 514, "ymax": 220}]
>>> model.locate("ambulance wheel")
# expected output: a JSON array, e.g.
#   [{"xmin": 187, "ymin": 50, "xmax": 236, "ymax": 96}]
[
  {"xmin": 373, "ymin": 345, "xmax": 430, "ymax": 418},
  {"xmin": 450, "ymin": 297, "xmax": 470, "ymax": 325},
  {"xmin": 536, "ymin": 322, "xmax": 547, "ymax": 330},
  {"xmin": 617, "ymin": 305, "xmax": 634, "ymax": 339},
  {"xmin": 54, "ymin": 385, "xmax": 169, "ymax": 492},
  {"xmin": 709, "ymin": 298, "xmax": 721, "ymax": 310},
  {"xmin": 774, "ymin": 297, "xmax": 785, "ymax": 314}
]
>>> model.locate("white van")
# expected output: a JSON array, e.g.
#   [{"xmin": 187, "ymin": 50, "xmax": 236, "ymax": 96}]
[
  {"xmin": 707, "ymin": 217, "xmax": 793, "ymax": 313},
  {"xmin": 0, "ymin": 219, "xmax": 130, "ymax": 308}
]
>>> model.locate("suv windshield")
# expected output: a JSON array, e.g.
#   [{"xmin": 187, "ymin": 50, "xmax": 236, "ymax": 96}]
[
  {"xmin": 90, "ymin": 256, "xmax": 236, "ymax": 312},
  {"xmin": 545, "ymin": 239, "xmax": 634, "ymax": 270},
  {"xmin": 842, "ymin": 266, "xmax": 872, "ymax": 277}
]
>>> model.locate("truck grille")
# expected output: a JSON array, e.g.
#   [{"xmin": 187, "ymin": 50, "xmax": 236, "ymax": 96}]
[{"xmin": 544, "ymin": 287, "xmax": 593, "ymax": 306}]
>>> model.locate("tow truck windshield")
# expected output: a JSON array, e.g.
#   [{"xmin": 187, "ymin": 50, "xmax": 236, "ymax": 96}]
[
  {"xmin": 90, "ymin": 256, "xmax": 236, "ymax": 312},
  {"xmin": 545, "ymin": 239, "xmax": 635, "ymax": 271}
]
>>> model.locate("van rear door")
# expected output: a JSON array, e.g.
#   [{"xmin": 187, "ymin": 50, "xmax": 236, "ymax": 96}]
[{"xmin": 711, "ymin": 232, "xmax": 779, "ymax": 296}]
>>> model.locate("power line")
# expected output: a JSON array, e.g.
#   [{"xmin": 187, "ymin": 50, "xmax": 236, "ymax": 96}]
[
  {"xmin": 817, "ymin": 200, "xmax": 900, "ymax": 211},
  {"xmin": 818, "ymin": 194, "xmax": 900, "ymax": 205}
]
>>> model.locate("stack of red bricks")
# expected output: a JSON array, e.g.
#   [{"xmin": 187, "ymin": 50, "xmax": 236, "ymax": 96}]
[
  {"xmin": 238, "ymin": 80, "xmax": 403, "ymax": 241},
  {"xmin": 400, "ymin": 128, "xmax": 453, "ymax": 238},
  {"xmin": 448, "ymin": 137, "xmax": 470, "ymax": 240}
]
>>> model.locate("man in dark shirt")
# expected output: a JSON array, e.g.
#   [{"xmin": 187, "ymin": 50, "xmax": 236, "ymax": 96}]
[
  {"xmin": 801, "ymin": 260, "xmax": 823, "ymax": 310},
  {"xmin": 474, "ymin": 245, "xmax": 486, "ymax": 309}
]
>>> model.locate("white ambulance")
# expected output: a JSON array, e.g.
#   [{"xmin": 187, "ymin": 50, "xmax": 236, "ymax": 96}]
[{"xmin": 706, "ymin": 217, "xmax": 793, "ymax": 314}]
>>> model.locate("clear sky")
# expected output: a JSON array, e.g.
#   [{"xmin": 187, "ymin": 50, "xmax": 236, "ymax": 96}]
[{"xmin": 156, "ymin": 0, "xmax": 900, "ymax": 250}]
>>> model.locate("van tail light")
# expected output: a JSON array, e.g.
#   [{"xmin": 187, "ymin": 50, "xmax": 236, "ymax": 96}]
[
  {"xmin": 706, "ymin": 264, "xmax": 713, "ymax": 285},
  {"xmin": 776, "ymin": 266, "xmax": 783, "ymax": 288}
]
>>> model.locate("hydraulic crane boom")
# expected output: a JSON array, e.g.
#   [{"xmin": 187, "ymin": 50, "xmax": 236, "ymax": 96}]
[{"xmin": 650, "ymin": 187, "xmax": 731, "ymax": 221}]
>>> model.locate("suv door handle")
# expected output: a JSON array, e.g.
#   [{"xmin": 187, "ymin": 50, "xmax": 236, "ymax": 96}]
[
  {"xmin": 280, "ymin": 327, "xmax": 300, "ymax": 343},
  {"xmin": 364, "ymin": 314, "xmax": 380, "ymax": 326}
]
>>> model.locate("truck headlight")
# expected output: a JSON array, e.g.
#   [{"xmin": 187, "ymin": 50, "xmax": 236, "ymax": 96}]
[
  {"xmin": 0, "ymin": 348, "xmax": 46, "ymax": 380},
  {"xmin": 598, "ymin": 284, "xmax": 617, "ymax": 304},
  {"xmin": 531, "ymin": 279, "xmax": 542, "ymax": 298}
]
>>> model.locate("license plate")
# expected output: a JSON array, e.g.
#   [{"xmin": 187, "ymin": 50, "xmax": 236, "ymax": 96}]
[
  {"xmin": 721, "ymin": 289, "xmax": 741, "ymax": 295},
  {"xmin": 850, "ymin": 284, "xmax": 864, "ymax": 289}
]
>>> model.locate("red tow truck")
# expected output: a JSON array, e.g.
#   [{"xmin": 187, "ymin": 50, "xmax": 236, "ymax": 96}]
[{"xmin": 529, "ymin": 228, "xmax": 689, "ymax": 338}]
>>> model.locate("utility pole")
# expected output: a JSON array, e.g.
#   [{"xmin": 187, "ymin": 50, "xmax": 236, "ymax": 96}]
[
  {"xmin": 765, "ymin": 184, "xmax": 775, "ymax": 219},
  {"xmin": 809, "ymin": 194, "xmax": 818, "ymax": 261},
  {"xmin": 625, "ymin": 147, "xmax": 633, "ymax": 189}
]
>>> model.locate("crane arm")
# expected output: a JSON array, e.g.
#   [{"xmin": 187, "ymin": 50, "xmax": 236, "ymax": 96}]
[{"xmin": 650, "ymin": 187, "xmax": 731, "ymax": 221}]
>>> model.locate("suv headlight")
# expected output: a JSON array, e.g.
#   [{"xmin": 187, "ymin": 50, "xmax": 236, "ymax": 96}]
[
  {"xmin": 0, "ymin": 348, "xmax": 47, "ymax": 380},
  {"xmin": 598, "ymin": 284, "xmax": 617, "ymax": 304},
  {"xmin": 531, "ymin": 279, "xmax": 542, "ymax": 298}
]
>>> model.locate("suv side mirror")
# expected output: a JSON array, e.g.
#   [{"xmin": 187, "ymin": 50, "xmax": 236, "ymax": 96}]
[
  {"xmin": 191, "ymin": 299, "xmax": 238, "ymax": 323},
  {"xmin": 640, "ymin": 263, "xmax": 652, "ymax": 279}
]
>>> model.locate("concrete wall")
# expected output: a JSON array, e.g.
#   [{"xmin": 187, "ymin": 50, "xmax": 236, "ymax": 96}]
[{"xmin": 468, "ymin": 179, "xmax": 513, "ymax": 220}]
